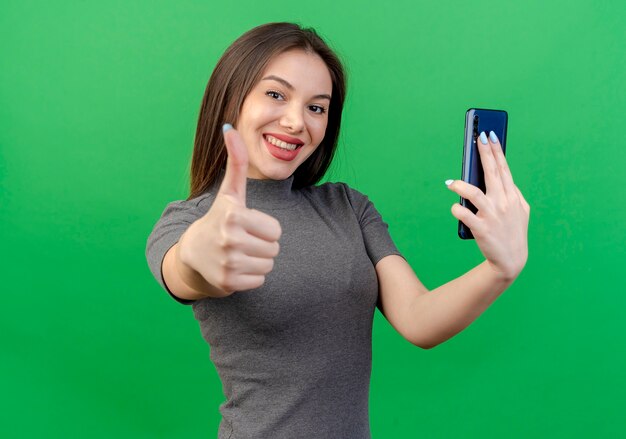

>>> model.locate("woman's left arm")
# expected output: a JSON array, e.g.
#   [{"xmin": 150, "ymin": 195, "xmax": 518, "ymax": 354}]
[{"xmin": 377, "ymin": 131, "xmax": 530, "ymax": 349}]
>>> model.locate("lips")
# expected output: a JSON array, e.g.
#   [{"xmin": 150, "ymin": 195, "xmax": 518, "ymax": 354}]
[
  {"xmin": 264, "ymin": 132, "xmax": 304, "ymax": 146},
  {"xmin": 263, "ymin": 134, "xmax": 304, "ymax": 161}
]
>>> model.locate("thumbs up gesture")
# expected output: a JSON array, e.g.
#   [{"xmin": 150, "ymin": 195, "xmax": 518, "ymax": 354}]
[{"xmin": 178, "ymin": 124, "xmax": 282, "ymax": 296}]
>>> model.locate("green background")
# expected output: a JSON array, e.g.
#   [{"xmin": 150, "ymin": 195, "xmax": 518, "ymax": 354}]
[{"xmin": 2, "ymin": 0, "xmax": 624, "ymax": 437}]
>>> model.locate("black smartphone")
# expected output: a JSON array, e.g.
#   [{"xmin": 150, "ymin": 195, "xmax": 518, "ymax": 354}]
[{"xmin": 458, "ymin": 108, "xmax": 508, "ymax": 239}]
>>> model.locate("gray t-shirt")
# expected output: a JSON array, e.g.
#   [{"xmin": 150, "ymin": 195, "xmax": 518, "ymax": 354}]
[{"xmin": 145, "ymin": 174, "xmax": 402, "ymax": 438}]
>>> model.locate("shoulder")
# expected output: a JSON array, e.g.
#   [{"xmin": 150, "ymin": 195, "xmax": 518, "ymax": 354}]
[{"xmin": 156, "ymin": 190, "xmax": 216, "ymax": 221}]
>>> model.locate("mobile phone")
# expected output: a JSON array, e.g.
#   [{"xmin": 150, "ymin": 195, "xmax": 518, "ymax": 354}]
[{"xmin": 458, "ymin": 108, "xmax": 508, "ymax": 239}]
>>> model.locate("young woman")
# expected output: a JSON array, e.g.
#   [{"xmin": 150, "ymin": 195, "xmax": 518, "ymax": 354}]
[{"xmin": 146, "ymin": 22, "xmax": 529, "ymax": 438}]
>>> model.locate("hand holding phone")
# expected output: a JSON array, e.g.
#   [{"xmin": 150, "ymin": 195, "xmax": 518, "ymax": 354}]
[
  {"xmin": 459, "ymin": 108, "xmax": 508, "ymax": 239},
  {"xmin": 446, "ymin": 108, "xmax": 530, "ymax": 280}
]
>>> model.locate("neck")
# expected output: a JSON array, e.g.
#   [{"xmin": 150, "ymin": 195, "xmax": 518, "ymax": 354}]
[{"xmin": 214, "ymin": 169, "xmax": 299, "ymax": 209}]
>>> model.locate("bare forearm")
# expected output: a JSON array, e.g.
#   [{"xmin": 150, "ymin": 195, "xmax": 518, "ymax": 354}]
[{"xmin": 410, "ymin": 261, "xmax": 514, "ymax": 349}]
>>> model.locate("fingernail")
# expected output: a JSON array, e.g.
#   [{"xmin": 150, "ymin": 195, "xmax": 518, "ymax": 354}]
[
  {"xmin": 479, "ymin": 132, "xmax": 488, "ymax": 145},
  {"xmin": 445, "ymin": 179, "xmax": 454, "ymax": 186},
  {"xmin": 222, "ymin": 123, "xmax": 233, "ymax": 133},
  {"xmin": 489, "ymin": 131, "xmax": 498, "ymax": 143}
]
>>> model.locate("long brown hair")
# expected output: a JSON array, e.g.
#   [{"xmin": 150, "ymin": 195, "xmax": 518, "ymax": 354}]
[{"xmin": 187, "ymin": 22, "xmax": 347, "ymax": 200}]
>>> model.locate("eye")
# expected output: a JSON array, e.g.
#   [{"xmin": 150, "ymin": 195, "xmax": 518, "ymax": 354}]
[
  {"xmin": 308, "ymin": 105, "xmax": 327, "ymax": 114},
  {"xmin": 266, "ymin": 90, "xmax": 284, "ymax": 100}
]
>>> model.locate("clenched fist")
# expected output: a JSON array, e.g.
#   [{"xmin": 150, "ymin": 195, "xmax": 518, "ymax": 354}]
[{"xmin": 177, "ymin": 124, "xmax": 282, "ymax": 296}]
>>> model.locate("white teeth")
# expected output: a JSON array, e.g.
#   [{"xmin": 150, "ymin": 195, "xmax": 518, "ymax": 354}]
[{"xmin": 266, "ymin": 135, "xmax": 299, "ymax": 151}]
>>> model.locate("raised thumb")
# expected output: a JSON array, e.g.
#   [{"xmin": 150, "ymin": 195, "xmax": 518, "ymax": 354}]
[{"xmin": 218, "ymin": 124, "xmax": 249, "ymax": 205}]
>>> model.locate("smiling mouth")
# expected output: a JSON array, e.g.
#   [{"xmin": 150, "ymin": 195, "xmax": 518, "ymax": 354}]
[{"xmin": 263, "ymin": 134, "xmax": 304, "ymax": 151}]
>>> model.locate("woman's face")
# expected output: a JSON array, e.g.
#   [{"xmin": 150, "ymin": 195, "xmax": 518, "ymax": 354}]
[{"xmin": 236, "ymin": 49, "xmax": 333, "ymax": 180}]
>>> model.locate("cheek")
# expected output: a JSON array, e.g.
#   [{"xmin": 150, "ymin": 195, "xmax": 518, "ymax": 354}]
[
  {"xmin": 243, "ymin": 106, "xmax": 280, "ymax": 132},
  {"xmin": 309, "ymin": 118, "xmax": 329, "ymax": 143}
]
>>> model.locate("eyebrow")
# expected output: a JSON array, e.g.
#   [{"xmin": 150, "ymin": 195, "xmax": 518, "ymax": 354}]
[{"xmin": 262, "ymin": 75, "xmax": 332, "ymax": 101}]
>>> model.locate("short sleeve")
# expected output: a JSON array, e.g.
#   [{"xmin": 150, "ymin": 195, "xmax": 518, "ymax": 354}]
[
  {"xmin": 343, "ymin": 184, "xmax": 404, "ymax": 265},
  {"xmin": 145, "ymin": 197, "xmax": 209, "ymax": 305}
]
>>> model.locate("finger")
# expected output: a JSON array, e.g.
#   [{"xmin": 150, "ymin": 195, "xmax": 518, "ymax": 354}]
[
  {"xmin": 477, "ymin": 131, "xmax": 505, "ymax": 198},
  {"xmin": 240, "ymin": 209, "xmax": 282, "ymax": 242},
  {"xmin": 218, "ymin": 124, "xmax": 249, "ymax": 205},
  {"xmin": 226, "ymin": 274, "xmax": 266, "ymax": 292},
  {"xmin": 239, "ymin": 255, "xmax": 275, "ymax": 276},
  {"xmin": 240, "ymin": 234, "xmax": 280, "ymax": 258},
  {"xmin": 446, "ymin": 179, "xmax": 492, "ymax": 213},
  {"xmin": 451, "ymin": 203, "xmax": 480, "ymax": 232},
  {"xmin": 487, "ymin": 130, "xmax": 516, "ymax": 194}
]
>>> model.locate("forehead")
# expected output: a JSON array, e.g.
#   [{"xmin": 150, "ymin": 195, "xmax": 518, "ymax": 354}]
[{"xmin": 261, "ymin": 49, "xmax": 332, "ymax": 93}]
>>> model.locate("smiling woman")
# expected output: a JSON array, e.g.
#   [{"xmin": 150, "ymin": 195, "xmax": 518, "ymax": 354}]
[{"xmin": 145, "ymin": 21, "xmax": 529, "ymax": 439}]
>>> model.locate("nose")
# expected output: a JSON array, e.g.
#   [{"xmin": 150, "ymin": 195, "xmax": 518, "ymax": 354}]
[{"xmin": 279, "ymin": 104, "xmax": 304, "ymax": 134}]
